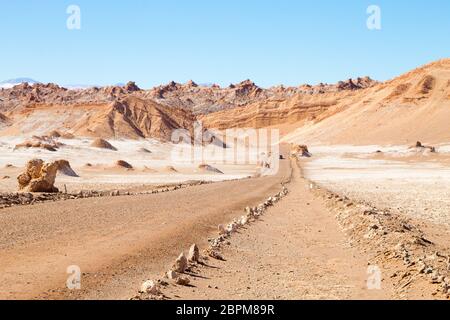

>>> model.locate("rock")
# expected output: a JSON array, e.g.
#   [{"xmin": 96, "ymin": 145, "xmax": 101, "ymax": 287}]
[
  {"xmin": 240, "ymin": 215, "xmax": 248, "ymax": 225},
  {"xmin": 115, "ymin": 160, "xmax": 133, "ymax": 169},
  {"xmin": 17, "ymin": 159, "xmax": 59, "ymax": 193},
  {"xmin": 209, "ymin": 235, "xmax": 226, "ymax": 248},
  {"xmin": 186, "ymin": 80, "xmax": 198, "ymax": 87},
  {"xmin": 264, "ymin": 198, "xmax": 274, "ymax": 207},
  {"xmin": 369, "ymin": 224, "xmax": 379, "ymax": 230},
  {"xmin": 173, "ymin": 252, "xmax": 188, "ymax": 273},
  {"xmin": 226, "ymin": 222, "xmax": 238, "ymax": 233},
  {"xmin": 124, "ymin": 81, "xmax": 141, "ymax": 92},
  {"xmin": 207, "ymin": 249, "xmax": 225, "ymax": 261},
  {"xmin": 166, "ymin": 270, "xmax": 178, "ymax": 280},
  {"xmin": 90, "ymin": 138, "xmax": 117, "ymax": 151},
  {"xmin": 139, "ymin": 280, "xmax": 161, "ymax": 295},
  {"xmin": 411, "ymin": 141, "xmax": 436, "ymax": 153},
  {"xmin": 55, "ymin": 160, "xmax": 79, "ymax": 177},
  {"xmin": 139, "ymin": 147, "xmax": 152, "ymax": 154},
  {"xmin": 188, "ymin": 244, "xmax": 200, "ymax": 262},
  {"xmin": 14, "ymin": 140, "xmax": 60, "ymax": 152},
  {"xmin": 198, "ymin": 164, "xmax": 224, "ymax": 174},
  {"xmin": 176, "ymin": 276, "xmax": 191, "ymax": 286},
  {"xmin": 161, "ymin": 166, "xmax": 178, "ymax": 173},
  {"xmin": 210, "ymin": 238, "xmax": 221, "ymax": 248},
  {"xmin": 218, "ymin": 224, "xmax": 227, "ymax": 235},
  {"xmin": 424, "ymin": 267, "xmax": 434, "ymax": 275}
]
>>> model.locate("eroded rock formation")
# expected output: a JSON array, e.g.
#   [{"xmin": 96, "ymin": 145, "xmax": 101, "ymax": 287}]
[
  {"xmin": 17, "ymin": 159, "xmax": 78, "ymax": 193},
  {"xmin": 18, "ymin": 159, "xmax": 59, "ymax": 193}
]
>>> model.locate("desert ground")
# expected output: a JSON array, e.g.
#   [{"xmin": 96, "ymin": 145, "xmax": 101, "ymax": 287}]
[
  {"xmin": 1, "ymin": 59, "xmax": 450, "ymax": 300},
  {"xmin": 302, "ymin": 145, "xmax": 450, "ymax": 228},
  {"xmin": 1, "ymin": 142, "xmax": 450, "ymax": 300}
]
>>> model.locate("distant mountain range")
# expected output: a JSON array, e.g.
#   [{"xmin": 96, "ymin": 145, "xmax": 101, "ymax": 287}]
[
  {"xmin": 1, "ymin": 60, "xmax": 449, "ymax": 145},
  {"xmin": 0, "ymin": 78, "xmax": 40, "ymax": 89},
  {"xmin": 0, "ymin": 78, "xmax": 128, "ymax": 90}
]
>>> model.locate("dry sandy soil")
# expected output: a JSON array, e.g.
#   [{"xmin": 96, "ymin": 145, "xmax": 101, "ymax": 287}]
[
  {"xmin": 0, "ymin": 158, "xmax": 290, "ymax": 300},
  {"xmin": 164, "ymin": 160, "xmax": 391, "ymax": 300},
  {"xmin": 303, "ymin": 145, "xmax": 450, "ymax": 228},
  {"xmin": 149, "ymin": 157, "xmax": 450, "ymax": 301},
  {"xmin": 0, "ymin": 136, "xmax": 263, "ymax": 193},
  {"xmin": 1, "ymin": 146, "xmax": 450, "ymax": 300}
]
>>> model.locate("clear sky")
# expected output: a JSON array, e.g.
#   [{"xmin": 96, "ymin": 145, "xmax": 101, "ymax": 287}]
[{"xmin": 1, "ymin": 0, "xmax": 449, "ymax": 88}]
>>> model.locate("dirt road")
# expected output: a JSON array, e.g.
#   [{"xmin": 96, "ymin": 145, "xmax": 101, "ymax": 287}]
[
  {"xmin": 165, "ymin": 160, "xmax": 392, "ymax": 300},
  {"xmin": 0, "ymin": 161, "xmax": 290, "ymax": 300}
]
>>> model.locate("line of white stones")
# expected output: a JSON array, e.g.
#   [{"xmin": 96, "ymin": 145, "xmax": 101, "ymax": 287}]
[{"xmin": 135, "ymin": 184, "xmax": 290, "ymax": 299}]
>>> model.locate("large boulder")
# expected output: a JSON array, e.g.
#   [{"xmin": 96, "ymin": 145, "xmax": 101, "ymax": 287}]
[
  {"xmin": 18, "ymin": 159, "xmax": 59, "ymax": 193},
  {"xmin": 172, "ymin": 252, "xmax": 188, "ymax": 273},
  {"xmin": 187, "ymin": 244, "xmax": 200, "ymax": 262},
  {"xmin": 90, "ymin": 138, "xmax": 117, "ymax": 151},
  {"xmin": 17, "ymin": 159, "xmax": 76, "ymax": 193}
]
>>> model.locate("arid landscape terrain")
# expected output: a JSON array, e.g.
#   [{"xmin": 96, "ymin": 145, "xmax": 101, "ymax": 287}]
[{"xmin": 1, "ymin": 59, "xmax": 450, "ymax": 300}]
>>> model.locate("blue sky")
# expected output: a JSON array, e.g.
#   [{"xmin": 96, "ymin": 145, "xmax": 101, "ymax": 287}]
[{"xmin": 0, "ymin": 0, "xmax": 449, "ymax": 88}]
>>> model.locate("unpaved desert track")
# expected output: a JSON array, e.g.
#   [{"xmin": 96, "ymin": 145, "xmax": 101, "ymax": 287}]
[
  {"xmin": 165, "ymin": 160, "xmax": 392, "ymax": 300},
  {"xmin": 0, "ymin": 161, "xmax": 290, "ymax": 300}
]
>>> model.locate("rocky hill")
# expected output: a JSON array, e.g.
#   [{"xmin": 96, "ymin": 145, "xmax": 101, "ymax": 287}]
[
  {"xmin": 0, "ymin": 77, "xmax": 376, "ymax": 141},
  {"xmin": 145, "ymin": 78, "xmax": 376, "ymax": 115},
  {"xmin": 9, "ymin": 59, "xmax": 450, "ymax": 146},
  {"xmin": 0, "ymin": 84, "xmax": 196, "ymax": 141},
  {"xmin": 284, "ymin": 58, "xmax": 450, "ymax": 145},
  {"xmin": 3, "ymin": 57, "xmax": 450, "ymax": 146}
]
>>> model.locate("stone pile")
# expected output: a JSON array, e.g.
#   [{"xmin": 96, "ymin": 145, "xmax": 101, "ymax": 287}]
[
  {"xmin": 316, "ymin": 186, "xmax": 450, "ymax": 299},
  {"xmin": 139, "ymin": 280, "xmax": 161, "ymax": 296},
  {"xmin": 0, "ymin": 180, "xmax": 215, "ymax": 211}
]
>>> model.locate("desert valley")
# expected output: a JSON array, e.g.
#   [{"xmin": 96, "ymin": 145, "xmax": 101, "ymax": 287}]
[{"xmin": 1, "ymin": 58, "xmax": 450, "ymax": 300}]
